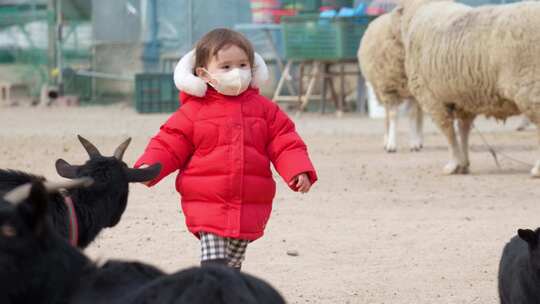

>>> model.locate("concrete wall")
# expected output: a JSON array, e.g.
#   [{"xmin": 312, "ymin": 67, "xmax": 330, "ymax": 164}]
[
  {"xmin": 92, "ymin": 0, "xmax": 141, "ymax": 43},
  {"xmin": 93, "ymin": 42, "xmax": 143, "ymax": 98}
]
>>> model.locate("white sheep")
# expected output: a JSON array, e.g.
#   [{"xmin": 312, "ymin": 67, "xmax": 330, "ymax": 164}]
[
  {"xmin": 394, "ymin": 0, "xmax": 540, "ymax": 176},
  {"xmin": 358, "ymin": 13, "xmax": 424, "ymax": 153}
]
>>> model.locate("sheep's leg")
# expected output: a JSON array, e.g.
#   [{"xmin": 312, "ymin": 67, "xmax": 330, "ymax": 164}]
[
  {"xmin": 407, "ymin": 99, "xmax": 424, "ymax": 152},
  {"xmin": 384, "ymin": 105, "xmax": 389, "ymax": 149},
  {"xmin": 429, "ymin": 107, "xmax": 464, "ymax": 175},
  {"xmin": 415, "ymin": 101, "xmax": 425, "ymax": 150},
  {"xmin": 531, "ymin": 123, "xmax": 540, "ymax": 177},
  {"xmin": 441, "ymin": 124, "xmax": 464, "ymax": 175},
  {"xmin": 456, "ymin": 114, "xmax": 475, "ymax": 174},
  {"xmin": 516, "ymin": 109, "xmax": 540, "ymax": 176},
  {"xmin": 512, "ymin": 86, "xmax": 540, "ymax": 176},
  {"xmin": 384, "ymin": 104, "xmax": 398, "ymax": 153}
]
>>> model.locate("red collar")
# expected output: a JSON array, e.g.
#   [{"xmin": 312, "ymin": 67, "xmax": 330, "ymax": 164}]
[{"xmin": 61, "ymin": 193, "xmax": 79, "ymax": 246}]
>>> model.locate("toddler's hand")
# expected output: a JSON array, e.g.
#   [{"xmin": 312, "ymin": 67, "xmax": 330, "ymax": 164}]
[{"xmin": 289, "ymin": 173, "xmax": 311, "ymax": 193}]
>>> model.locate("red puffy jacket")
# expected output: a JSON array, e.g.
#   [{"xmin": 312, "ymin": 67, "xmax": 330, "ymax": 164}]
[{"xmin": 135, "ymin": 87, "xmax": 317, "ymax": 240}]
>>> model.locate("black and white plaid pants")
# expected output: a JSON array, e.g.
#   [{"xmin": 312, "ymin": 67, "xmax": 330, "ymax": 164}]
[{"xmin": 199, "ymin": 232, "xmax": 249, "ymax": 269}]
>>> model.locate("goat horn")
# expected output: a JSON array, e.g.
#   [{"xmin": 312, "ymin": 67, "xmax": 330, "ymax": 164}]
[
  {"xmin": 43, "ymin": 177, "xmax": 94, "ymax": 193},
  {"xmin": 3, "ymin": 178, "xmax": 94, "ymax": 205},
  {"xmin": 3, "ymin": 183, "xmax": 32, "ymax": 205},
  {"xmin": 113, "ymin": 137, "xmax": 132, "ymax": 160},
  {"xmin": 77, "ymin": 135, "xmax": 102, "ymax": 159}
]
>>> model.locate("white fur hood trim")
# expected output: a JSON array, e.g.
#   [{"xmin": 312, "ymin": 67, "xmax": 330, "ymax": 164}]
[{"xmin": 173, "ymin": 49, "xmax": 269, "ymax": 97}]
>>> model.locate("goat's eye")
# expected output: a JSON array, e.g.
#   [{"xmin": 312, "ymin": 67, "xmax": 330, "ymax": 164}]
[{"xmin": 1, "ymin": 224, "xmax": 16, "ymax": 238}]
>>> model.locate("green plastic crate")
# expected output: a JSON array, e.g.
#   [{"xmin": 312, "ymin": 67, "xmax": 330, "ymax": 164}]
[
  {"xmin": 282, "ymin": 14, "xmax": 374, "ymax": 60},
  {"xmin": 282, "ymin": 0, "xmax": 322, "ymax": 12},
  {"xmin": 135, "ymin": 73, "xmax": 179, "ymax": 114},
  {"xmin": 0, "ymin": 50, "xmax": 15, "ymax": 63},
  {"xmin": 63, "ymin": 69, "xmax": 92, "ymax": 102},
  {"xmin": 282, "ymin": 0, "xmax": 353, "ymax": 11},
  {"xmin": 322, "ymin": 0, "xmax": 354, "ymax": 8}
]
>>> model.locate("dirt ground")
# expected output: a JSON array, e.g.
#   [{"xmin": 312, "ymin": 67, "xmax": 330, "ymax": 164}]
[{"xmin": 1, "ymin": 104, "xmax": 539, "ymax": 303}]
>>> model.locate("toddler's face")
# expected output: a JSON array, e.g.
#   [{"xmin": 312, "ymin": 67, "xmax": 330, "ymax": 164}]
[{"xmin": 197, "ymin": 45, "xmax": 251, "ymax": 86}]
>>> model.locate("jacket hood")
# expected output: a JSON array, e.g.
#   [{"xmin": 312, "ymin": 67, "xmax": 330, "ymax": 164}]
[{"xmin": 173, "ymin": 49, "xmax": 269, "ymax": 98}]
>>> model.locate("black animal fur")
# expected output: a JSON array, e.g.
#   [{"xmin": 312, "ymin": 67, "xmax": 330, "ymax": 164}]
[
  {"xmin": 0, "ymin": 181, "xmax": 285, "ymax": 304},
  {"xmin": 0, "ymin": 165, "xmax": 128, "ymax": 249},
  {"xmin": 498, "ymin": 228, "xmax": 540, "ymax": 304}
]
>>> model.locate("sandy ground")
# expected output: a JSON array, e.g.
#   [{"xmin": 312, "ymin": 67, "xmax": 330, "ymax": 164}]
[{"xmin": 1, "ymin": 104, "xmax": 539, "ymax": 303}]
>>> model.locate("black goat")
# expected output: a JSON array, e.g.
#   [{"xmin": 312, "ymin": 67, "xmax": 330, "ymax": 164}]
[
  {"xmin": 0, "ymin": 135, "xmax": 161, "ymax": 248},
  {"xmin": 0, "ymin": 181, "xmax": 285, "ymax": 304},
  {"xmin": 498, "ymin": 228, "xmax": 540, "ymax": 304}
]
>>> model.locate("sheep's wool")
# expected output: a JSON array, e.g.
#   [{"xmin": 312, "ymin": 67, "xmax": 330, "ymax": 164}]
[{"xmin": 398, "ymin": 0, "xmax": 540, "ymax": 120}]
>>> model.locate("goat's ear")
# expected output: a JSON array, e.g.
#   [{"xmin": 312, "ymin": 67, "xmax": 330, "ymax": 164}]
[
  {"xmin": 17, "ymin": 181, "xmax": 49, "ymax": 236},
  {"xmin": 518, "ymin": 229, "xmax": 538, "ymax": 248},
  {"xmin": 55, "ymin": 159, "xmax": 80, "ymax": 179},
  {"xmin": 125, "ymin": 163, "xmax": 162, "ymax": 183}
]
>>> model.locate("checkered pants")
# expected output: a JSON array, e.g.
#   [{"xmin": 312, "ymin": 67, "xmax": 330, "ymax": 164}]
[{"xmin": 199, "ymin": 232, "xmax": 249, "ymax": 269}]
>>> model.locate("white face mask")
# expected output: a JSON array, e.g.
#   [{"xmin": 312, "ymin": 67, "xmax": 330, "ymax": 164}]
[{"xmin": 203, "ymin": 68, "xmax": 252, "ymax": 96}]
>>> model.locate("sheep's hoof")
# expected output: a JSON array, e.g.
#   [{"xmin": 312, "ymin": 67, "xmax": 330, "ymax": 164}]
[
  {"xmin": 443, "ymin": 162, "xmax": 459, "ymax": 175},
  {"xmin": 384, "ymin": 145, "xmax": 397, "ymax": 153},
  {"xmin": 458, "ymin": 165, "xmax": 470, "ymax": 174},
  {"xmin": 408, "ymin": 135, "xmax": 423, "ymax": 152},
  {"xmin": 530, "ymin": 166, "xmax": 540, "ymax": 178},
  {"xmin": 409, "ymin": 143, "xmax": 423, "ymax": 152},
  {"xmin": 443, "ymin": 162, "xmax": 469, "ymax": 175}
]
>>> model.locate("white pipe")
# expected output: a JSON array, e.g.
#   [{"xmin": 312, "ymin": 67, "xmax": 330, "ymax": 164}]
[{"xmin": 75, "ymin": 70, "xmax": 134, "ymax": 81}]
